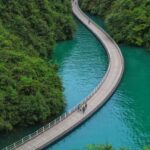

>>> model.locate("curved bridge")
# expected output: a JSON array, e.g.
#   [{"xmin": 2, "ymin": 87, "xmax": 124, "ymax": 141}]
[{"xmin": 2, "ymin": 0, "xmax": 124, "ymax": 150}]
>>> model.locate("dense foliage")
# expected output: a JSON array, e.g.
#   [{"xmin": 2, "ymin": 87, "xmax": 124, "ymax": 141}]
[
  {"xmin": 0, "ymin": 50, "xmax": 65, "ymax": 131},
  {"xmin": 0, "ymin": 0, "xmax": 75, "ymax": 131},
  {"xmin": 0, "ymin": 0, "xmax": 75, "ymax": 58},
  {"xmin": 80, "ymin": 0, "xmax": 150, "ymax": 48},
  {"xmin": 86, "ymin": 144, "xmax": 150, "ymax": 150}
]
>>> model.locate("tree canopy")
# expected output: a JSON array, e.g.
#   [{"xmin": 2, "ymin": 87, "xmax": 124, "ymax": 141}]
[
  {"xmin": 80, "ymin": 0, "xmax": 150, "ymax": 48},
  {"xmin": 0, "ymin": 50, "xmax": 65, "ymax": 131},
  {"xmin": 0, "ymin": 0, "xmax": 75, "ymax": 58},
  {"xmin": 0, "ymin": 0, "xmax": 75, "ymax": 131}
]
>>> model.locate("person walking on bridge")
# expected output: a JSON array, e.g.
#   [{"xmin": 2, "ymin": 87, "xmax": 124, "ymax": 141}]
[
  {"xmin": 82, "ymin": 102, "xmax": 87, "ymax": 113},
  {"xmin": 85, "ymin": 102, "xmax": 87, "ymax": 110},
  {"xmin": 82, "ymin": 106, "xmax": 85, "ymax": 113}
]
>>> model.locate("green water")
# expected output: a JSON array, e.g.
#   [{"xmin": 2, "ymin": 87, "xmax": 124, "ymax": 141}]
[
  {"xmin": 0, "ymin": 15, "xmax": 150, "ymax": 150},
  {"xmin": 46, "ymin": 16, "xmax": 150, "ymax": 149}
]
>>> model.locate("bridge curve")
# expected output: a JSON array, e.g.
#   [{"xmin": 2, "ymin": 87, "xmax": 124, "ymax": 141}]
[{"xmin": 2, "ymin": 0, "xmax": 124, "ymax": 150}]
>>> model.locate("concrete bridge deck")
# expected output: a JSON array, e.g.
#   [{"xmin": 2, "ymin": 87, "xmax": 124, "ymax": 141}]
[{"xmin": 2, "ymin": 0, "xmax": 124, "ymax": 150}]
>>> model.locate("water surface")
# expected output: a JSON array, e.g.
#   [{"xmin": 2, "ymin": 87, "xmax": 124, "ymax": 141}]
[
  {"xmin": 0, "ymin": 15, "xmax": 150, "ymax": 150},
  {"xmin": 46, "ymin": 16, "xmax": 150, "ymax": 150}
]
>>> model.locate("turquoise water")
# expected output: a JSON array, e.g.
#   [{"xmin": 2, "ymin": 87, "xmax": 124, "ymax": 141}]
[
  {"xmin": 0, "ymin": 15, "xmax": 150, "ymax": 150},
  {"xmin": 46, "ymin": 16, "xmax": 150, "ymax": 150}
]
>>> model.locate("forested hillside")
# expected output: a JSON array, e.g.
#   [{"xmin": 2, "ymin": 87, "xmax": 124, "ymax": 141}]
[
  {"xmin": 80, "ymin": 0, "xmax": 150, "ymax": 48},
  {"xmin": 0, "ymin": 0, "xmax": 75, "ymax": 131}
]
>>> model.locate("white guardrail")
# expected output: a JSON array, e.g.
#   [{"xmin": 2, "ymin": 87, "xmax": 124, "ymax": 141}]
[
  {"xmin": 2, "ymin": 66, "xmax": 110, "ymax": 150},
  {"xmin": 2, "ymin": 0, "xmax": 124, "ymax": 149},
  {"xmin": 2, "ymin": 62, "xmax": 111, "ymax": 150}
]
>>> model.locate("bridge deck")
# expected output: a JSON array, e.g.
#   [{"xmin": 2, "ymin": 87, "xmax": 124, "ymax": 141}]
[{"xmin": 4, "ymin": 0, "xmax": 124, "ymax": 149}]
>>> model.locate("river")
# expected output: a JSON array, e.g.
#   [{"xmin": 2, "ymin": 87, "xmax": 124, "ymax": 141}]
[
  {"xmin": 46, "ymin": 15, "xmax": 150, "ymax": 149},
  {"xmin": 0, "ymin": 15, "xmax": 150, "ymax": 150}
]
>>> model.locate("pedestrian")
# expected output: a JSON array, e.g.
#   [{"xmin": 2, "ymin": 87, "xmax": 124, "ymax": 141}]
[
  {"xmin": 77, "ymin": 104, "xmax": 81, "ymax": 111},
  {"xmin": 82, "ymin": 105, "xmax": 85, "ymax": 113},
  {"xmin": 88, "ymin": 19, "xmax": 90, "ymax": 24},
  {"xmin": 80, "ymin": 107, "xmax": 82, "ymax": 112},
  {"xmin": 85, "ymin": 102, "xmax": 87, "ymax": 109}
]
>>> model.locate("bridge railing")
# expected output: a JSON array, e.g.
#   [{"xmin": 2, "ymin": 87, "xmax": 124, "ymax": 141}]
[
  {"xmin": 2, "ymin": 1, "xmax": 124, "ymax": 150},
  {"xmin": 2, "ymin": 54, "xmax": 111, "ymax": 150},
  {"xmin": 2, "ymin": 75, "xmax": 107, "ymax": 150},
  {"xmin": 73, "ymin": 0, "xmax": 124, "ymax": 66}
]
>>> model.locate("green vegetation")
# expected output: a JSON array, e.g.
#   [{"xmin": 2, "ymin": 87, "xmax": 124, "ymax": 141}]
[
  {"xmin": 0, "ymin": 0, "xmax": 75, "ymax": 131},
  {"xmin": 85, "ymin": 144, "xmax": 150, "ymax": 150},
  {"xmin": 0, "ymin": 0, "xmax": 75, "ymax": 58},
  {"xmin": 0, "ymin": 50, "xmax": 65, "ymax": 131},
  {"xmin": 80, "ymin": 0, "xmax": 150, "ymax": 48}
]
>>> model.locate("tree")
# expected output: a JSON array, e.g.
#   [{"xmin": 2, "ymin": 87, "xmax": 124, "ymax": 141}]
[
  {"xmin": 80, "ymin": 0, "xmax": 150, "ymax": 48},
  {"xmin": 0, "ymin": 50, "xmax": 65, "ymax": 131}
]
